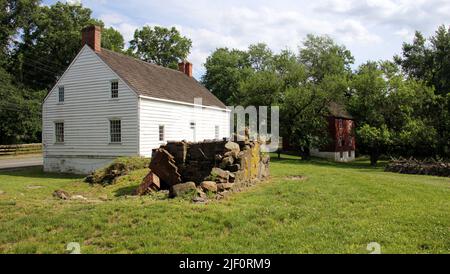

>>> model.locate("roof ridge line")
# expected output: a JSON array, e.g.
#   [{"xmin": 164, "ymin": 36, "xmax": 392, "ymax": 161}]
[{"xmin": 99, "ymin": 47, "xmax": 187, "ymax": 76}]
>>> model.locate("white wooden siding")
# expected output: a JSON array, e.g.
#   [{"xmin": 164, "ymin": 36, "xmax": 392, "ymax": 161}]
[
  {"xmin": 139, "ymin": 97, "xmax": 230, "ymax": 157},
  {"xmin": 42, "ymin": 46, "xmax": 139, "ymax": 157}
]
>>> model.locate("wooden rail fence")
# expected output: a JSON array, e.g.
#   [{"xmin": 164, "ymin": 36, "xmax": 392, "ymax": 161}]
[{"xmin": 0, "ymin": 143, "xmax": 42, "ymax": 156}]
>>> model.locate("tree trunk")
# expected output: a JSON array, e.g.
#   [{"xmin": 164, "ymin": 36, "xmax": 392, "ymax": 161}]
[
  {"xmin": 370, "ymin": 150, "xmax": 379, "ymax": 166},
  {"xmin": 300, "ymin": 146, "xmax": 311, "ymax": 160}
]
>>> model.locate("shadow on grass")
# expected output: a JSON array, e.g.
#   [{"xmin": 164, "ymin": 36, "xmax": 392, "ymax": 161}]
[
  {"xmin": 0, "ymin": 166, "xmax": 83, "ymax": 180},
  {"xmin": 114, "ymin": 185, "xmax": 138, "ymax": 197},
  {"xmin": 270, "ymin": 153, "xmax": 386, "ymax": 172}
]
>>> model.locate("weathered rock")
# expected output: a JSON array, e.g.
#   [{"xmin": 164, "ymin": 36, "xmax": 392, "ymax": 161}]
[
  {"xmin": 225, "ymin": 141, "xmax": 240, "ymax": 154},
  {"xmin": 228, "ymin": 172, "xmax": 236, "ymax": 183},
  {"xmin": 170, "ymin": 182, "xmax": 196, "ymax": 197},
  {"xmin": 150, "ymin": 149, "xmax": 182, "ymax": 187},
  {"xmin": 197, "ymin": 188, "xmax": 207, "ymax": 199},
  {"xmin": 71, "ymin": 195, "xmax": 87, "ymax": 201},
  {"xmin": 220, "ymin": 156, "xmax": 234, "ymax": 169},
  {"xmin": 217, "ymin": 183, "xmax": 233, "ymax": 192},
  {"xmin": 211, "ymin": 167, "xmax": 229, "ymax": 181},
  {"xmin": 53, "ymin": 190, "xmax": 70, "ymax": 200},
  {"xmin": 200, "ymin": 181, "xmax": 217, "ymax": 193},
  {"xmin": 99, "ymin": 194, "xmax": 109, "ymax": 201},
  {"xmin": 261, "ymin": 154, "xmax": 270, "ymax": 164},
  {"xmin": 135, "ymin": 172, "xmax": 160, "ymax": 195},
  {"xmin": 192, "ymin": 196, "xmax": 207, "ymax": 204},
  {"xmin": 215, "ymin": 190, "xmax": 230, "ymax": 200}
]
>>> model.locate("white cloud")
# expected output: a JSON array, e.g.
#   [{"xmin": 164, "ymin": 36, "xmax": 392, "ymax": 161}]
[
  {"xmin": 73, "ymin": 0, "xmax": 450, "ymax": 77},
  {"xmin": 99, "ymin": 12, "xmax": 138, "ymax": 43}
]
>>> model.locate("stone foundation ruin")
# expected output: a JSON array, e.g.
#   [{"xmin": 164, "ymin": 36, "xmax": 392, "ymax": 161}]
[{"xmin": 135, "ymin": 138, "xmax": 270, "ymax": 202}]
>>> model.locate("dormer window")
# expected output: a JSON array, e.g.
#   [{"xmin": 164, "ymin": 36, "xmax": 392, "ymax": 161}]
[
  {"xmin": 111, "ymin": 80, "xmax": 118, "ymax": 98},
  {"xmin": 58, "ymin": 86, "xmax": 64, "ymax": 103}
]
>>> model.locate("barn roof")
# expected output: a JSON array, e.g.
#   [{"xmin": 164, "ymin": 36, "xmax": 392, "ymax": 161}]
[
  {"xmin": 327, "ymin": 102, "xmax": 353, "ymax": 119},
  {"xmin": 96, "ymin": 48, "xmax": 227, "ymax": 109}
]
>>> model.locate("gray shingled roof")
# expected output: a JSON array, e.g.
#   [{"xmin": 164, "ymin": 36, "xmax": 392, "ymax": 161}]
[{"xmin": 96, "ymin": 48, "xmax": 227, "ymax": 109}]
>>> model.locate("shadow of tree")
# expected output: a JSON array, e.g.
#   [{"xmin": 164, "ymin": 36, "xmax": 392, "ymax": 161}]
[
  {"xmin": 0, "ymin": 166, "xmax": 84, "ymax": 180},
  {"xmin": 270, "ymin": 154, "xmax": 387, "ymax": 171},
  {"xmin": 114, "ymin": 185, "xmax": 138, "ymax": 197}
]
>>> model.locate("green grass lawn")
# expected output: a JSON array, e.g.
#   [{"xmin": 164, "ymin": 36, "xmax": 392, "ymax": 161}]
[{"xmin": 0, "ymin": 155, "xmax": 448, "ymax": 254}]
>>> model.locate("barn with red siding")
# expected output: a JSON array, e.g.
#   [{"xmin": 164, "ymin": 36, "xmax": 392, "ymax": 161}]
[{"xmin": 311, "ymin": 102, "xmax": 356, "ymax": 162}]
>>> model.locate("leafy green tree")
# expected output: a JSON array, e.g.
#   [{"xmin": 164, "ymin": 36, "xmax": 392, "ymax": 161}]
[
  {"xmin": 129, "ymin": 26, "xmax": 192, "ymax": 69},
  {"xmin": 0, "ymin": 67, "xmax": 44, "ymax": 144},
  {"xmin": 203, "ymin": 36, "xmax": 353, "ymax": 159},
  {"xmin": 349, "ymin": 61, "xmax": 439, "ymax": 164},
  {"xmin": 0, "ymin": 0, "xmax": 40, "ymax": 64},
  {"xmin": 202, "ymin": 48, "xmax": 252, "ymax": 105},
  {"xmin": 395, "ymin": 25, "xmax": 450, "ymax": 157},
  {"xmin": 11, "ymin": 1, "xmax": 100, "ymax": 90},
  {"xmin": 395, "ymin": 26, "xmax": 450, "ymax": 96},
  {"xmin": 101, "ymin": 27, "xmax": 124, "ymax": 52},
  {"xmin": 357, "ymin": 124, "xmax": 392, "ymax": 166},
  {"xmin": 299, "ymin": 34, "xmax": 354, "ymax": 83}
]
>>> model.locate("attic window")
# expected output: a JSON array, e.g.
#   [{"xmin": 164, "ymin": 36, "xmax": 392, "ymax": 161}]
[
  {"xmin": 58, "ymin": 86, "xmax": 64, "ymax": 102},
  {"xmin": 338, "ymin": 119, "xmax": 343, "ymax": 129},
  {"xmin": 111, "ymin": 80, "xmax": 119, "ymax": 98}
]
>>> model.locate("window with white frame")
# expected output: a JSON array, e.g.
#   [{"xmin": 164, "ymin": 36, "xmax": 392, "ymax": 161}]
[
  {"xmin": 110, "ymin": 119, "xmax": 121, "ymax": 143},
  {"xmin": 58, "ymin": 86, "xmax": 64, "ymax": 103},
  {"xmin": 159, "ymin": 125, "xmax": 165, "ymax": 142},
  {"xmin": 111, "ymin": 80, "xmax": 118, "ymax": 98},
  {"xmin": 215, "ymin": 125, "xmax": 220, "ymax": 139},
  {"xmin": 55, "ymin": 122, "xmax": 64, "ymax": 143}
]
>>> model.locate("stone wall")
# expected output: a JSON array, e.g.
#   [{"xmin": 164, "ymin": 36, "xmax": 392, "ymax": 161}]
[{"xmin": 135, "ymin": 139, "xmax": 270, "ymax": 201}]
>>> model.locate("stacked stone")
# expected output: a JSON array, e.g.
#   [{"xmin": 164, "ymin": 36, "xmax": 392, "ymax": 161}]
[{"xmin": 135, "ymin": 139, "xmax": 270, "ymax": 201}]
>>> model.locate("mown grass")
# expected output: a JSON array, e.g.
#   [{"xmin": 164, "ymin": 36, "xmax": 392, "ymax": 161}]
[{"xmin": 0, "ymin": 154, "xmax": 448, "ymax": 254}]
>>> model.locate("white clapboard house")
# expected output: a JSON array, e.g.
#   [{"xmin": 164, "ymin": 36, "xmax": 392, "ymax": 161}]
[{"xmin": 42, "ymin": 26, "xmax": 230, "ymax": 174}]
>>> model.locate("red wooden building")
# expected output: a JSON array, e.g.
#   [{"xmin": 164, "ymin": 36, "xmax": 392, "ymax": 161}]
[{"xmin": 311, "ymin": 102, "xmax": 356, "ymax": 162}]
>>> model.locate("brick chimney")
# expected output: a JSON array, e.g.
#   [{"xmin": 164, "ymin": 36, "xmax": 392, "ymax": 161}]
[
  {"xmin": 178, "ymin": 61, "xmax": 193, "ymax": 77},
  {"xmin": 82, "ymin": 25, "xmax": 101, "ymax": 52}
]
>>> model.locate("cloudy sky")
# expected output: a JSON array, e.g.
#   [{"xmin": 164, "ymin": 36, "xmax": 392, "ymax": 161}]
[{"xmin": 44, "ymin": 0, "xmax": 450, "ymax": 78}]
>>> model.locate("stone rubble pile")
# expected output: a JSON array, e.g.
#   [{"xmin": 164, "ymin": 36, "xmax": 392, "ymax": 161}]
[
  {"xmin": 135, "ymin": 138, "xmax": 270, "ymax": 202},
  {"xmin": 385, "ymin": 157, "xmax": 450, "ymax": 177}
]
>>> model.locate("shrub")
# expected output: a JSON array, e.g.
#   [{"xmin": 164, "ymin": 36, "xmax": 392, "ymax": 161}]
[{"xmin": 85, "ymin": 156, "xmax": 150, "ymax": 185}]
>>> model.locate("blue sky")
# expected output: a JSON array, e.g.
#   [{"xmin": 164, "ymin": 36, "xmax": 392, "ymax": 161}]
[{"xmin": 44, "ymin": 0, "xmax": 450, "ymax": 78}]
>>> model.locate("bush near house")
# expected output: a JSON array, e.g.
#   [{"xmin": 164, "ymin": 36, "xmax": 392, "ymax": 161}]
[{"xmin": 85, "ymin": 157, "xmax": 150, "ymax": 185}]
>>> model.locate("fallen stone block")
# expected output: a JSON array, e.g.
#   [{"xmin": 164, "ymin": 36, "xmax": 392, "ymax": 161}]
[
  {"xmin": 53, "ymin": 190, "xmax": 70, "ymax": 200},
  {"xmin": 170, "ymin": 182, "xmax": 196, "ymax": 197},
  {"xmin": 135, "ymin": 172, "xmax": 161, "ymax": 195},
  {"xmin": 150, "ymin": 148, "xmax": 182, "ymax": 187}
]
